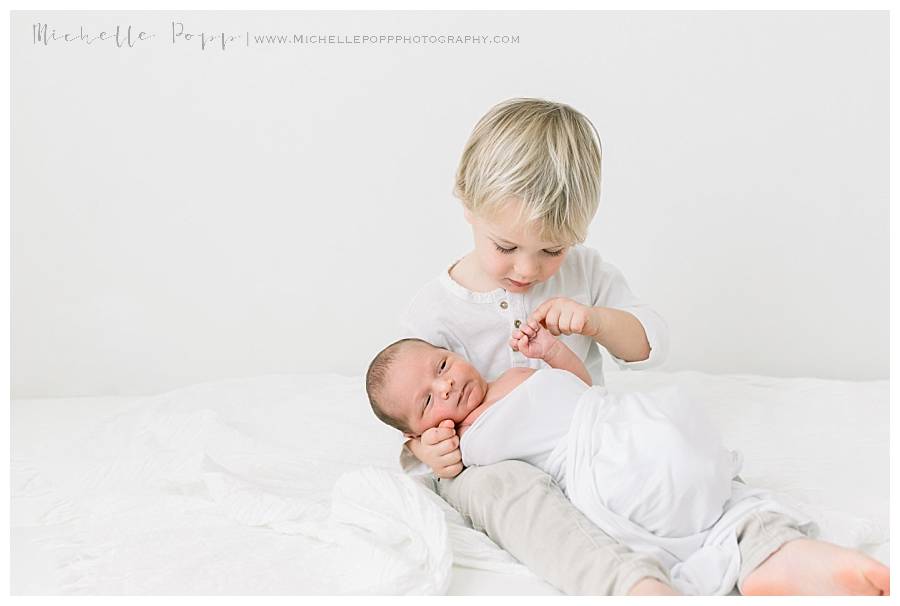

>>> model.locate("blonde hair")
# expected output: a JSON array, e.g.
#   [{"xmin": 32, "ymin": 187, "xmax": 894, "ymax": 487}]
[{"xmin": 454, "ymin": 98, "xmax": 603, "ymax": 245}]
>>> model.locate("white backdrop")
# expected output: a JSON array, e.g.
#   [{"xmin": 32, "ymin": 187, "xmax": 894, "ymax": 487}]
[{"xmin": 11, "ymin": 11, "xmax": 888, "ymax": 397}]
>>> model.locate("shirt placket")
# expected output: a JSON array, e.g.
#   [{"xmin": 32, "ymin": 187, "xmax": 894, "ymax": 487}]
[{"xmin": 500, "ymin": 292, "xmax": 530, "ymax": 367}]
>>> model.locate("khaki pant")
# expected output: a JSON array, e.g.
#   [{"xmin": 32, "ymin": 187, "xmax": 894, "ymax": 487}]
[{"xmin": 436, "ymin": 460, "xmax": 804, "ymax": 595}]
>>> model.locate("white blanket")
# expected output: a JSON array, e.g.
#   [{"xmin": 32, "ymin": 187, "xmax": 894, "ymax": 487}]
[
  {"xmin": 11, "ymin": 375, "xmax": 531, "ymax": 594},
  {"xmin": 11, "ymin": 371, "xmax": 890, "ymax": 595}
]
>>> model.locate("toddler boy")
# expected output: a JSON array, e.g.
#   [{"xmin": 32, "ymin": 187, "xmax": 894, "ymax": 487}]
[{"xmin": 395, "ymin": 97, "xmax": 881, "ymax": 595}]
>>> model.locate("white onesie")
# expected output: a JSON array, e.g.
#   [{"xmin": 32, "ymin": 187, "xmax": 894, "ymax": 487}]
[{"xmin": 461, "ymin": 369, "xmax": 804, "ymax": 595}]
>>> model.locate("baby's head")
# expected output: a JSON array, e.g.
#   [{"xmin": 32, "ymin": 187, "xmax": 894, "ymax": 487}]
[
  {"xmin": 454, "ymin": 97, "xmax": 603, "ymax": 246},
  {"xmin": 365, "ymin": 338, "xmax": 488, "ymax": 438}
]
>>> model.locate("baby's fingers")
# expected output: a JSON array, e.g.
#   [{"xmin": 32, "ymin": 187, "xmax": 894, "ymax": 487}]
[
  {"xmin": 434, "ymin": 435, "xmax": 460, "ymax": 456},
  {"xmin": 516, "ymin": 334, "xmax": 530, "ymax": 350},
  {"xmin": 422, "ymin": 425, "xmax": 455, "ymax": 446},
  {"xmin": 440, "ymin": 444, "xmax": 461, "ymax": 463},
  {"xmin": 436, "ymin": 462, "xmax": 464, "ymax": 479}
]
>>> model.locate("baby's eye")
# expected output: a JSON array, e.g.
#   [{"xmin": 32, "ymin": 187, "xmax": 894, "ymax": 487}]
[
  {"xmin": 494, "ymin": 243, "xmax": 516, "ymax": 254},
  {"xmin": 424, "ymin": 394, "xmax": 431, "ymax": 408},
  {"xmin": 439, "ymin": 359, "xmax": 447, "ymax": 372}
]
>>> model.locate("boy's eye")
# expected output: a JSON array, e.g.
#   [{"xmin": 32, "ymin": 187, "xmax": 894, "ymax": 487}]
[
  {"xmin": 494, "ymin": 243, "xmax": 516, "ymax": 254},
  {"xmin": 543, "ymin": 248, "xmax": 564, "ymax": 257}
]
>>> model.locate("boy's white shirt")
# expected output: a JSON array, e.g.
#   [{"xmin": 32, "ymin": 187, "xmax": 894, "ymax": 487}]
[{"xmin": 397, "ymin": 244, "xmax": 670, "ymax": 475}]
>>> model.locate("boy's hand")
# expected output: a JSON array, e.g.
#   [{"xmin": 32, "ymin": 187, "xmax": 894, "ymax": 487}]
[
  {"xmin": 530, "ymin": 297, "xmax": 600, "ymax": 337},
  {"xmin": 411, "ymin": 419, "xmax": 463, "ymax": 479},
  {"xmin": 510, "ymin": 319, "xmax": 560, "ymax": 360}
]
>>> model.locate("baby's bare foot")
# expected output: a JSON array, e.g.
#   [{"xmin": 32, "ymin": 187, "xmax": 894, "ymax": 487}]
[{"xmin": 742, "ymin": 538, "xmax": 890, "ymax": 596}]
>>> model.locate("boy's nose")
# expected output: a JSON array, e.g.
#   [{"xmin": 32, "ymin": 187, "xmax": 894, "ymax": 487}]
[{"xmin": 514, "ymin": 257, "xmax": 539, "ymax": 280}]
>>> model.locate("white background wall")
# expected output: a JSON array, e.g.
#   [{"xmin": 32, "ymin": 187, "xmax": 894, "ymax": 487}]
[{"xmin": 12, "ymin": 11, "xmax": 889, "ymax": 397}]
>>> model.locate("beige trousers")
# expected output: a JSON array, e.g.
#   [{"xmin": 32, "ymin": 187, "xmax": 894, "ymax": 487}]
[{"xmin": 436, "ymin": 460, "xmax": 804, "ymax": 595}]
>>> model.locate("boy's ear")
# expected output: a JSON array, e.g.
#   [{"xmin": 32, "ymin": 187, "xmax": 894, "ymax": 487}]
[{"xmin": 463, "ymin": 206, "xmax": 475, "ymax": 225}]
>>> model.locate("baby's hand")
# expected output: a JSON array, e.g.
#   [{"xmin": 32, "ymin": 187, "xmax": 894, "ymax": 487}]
[
  {"xmin": 509, "ymin": 319, "xmax": 560, "ymax": 360},
  {"xmin": 530, "ymin": 297, "xmax": 599, "ymax": 337},
  {"xmin": 415, "ymin": 419, "xmax": 462, "ymax": 479}
]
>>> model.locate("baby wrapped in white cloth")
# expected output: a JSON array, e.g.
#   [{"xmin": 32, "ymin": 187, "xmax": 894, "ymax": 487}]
[
  {"xmin": 460, "ymin": 368, "xmax": 802, "ymax": 595},
  {"xmin": 367, "ymin": 331, "xmax": 891, "ymax": 596}
]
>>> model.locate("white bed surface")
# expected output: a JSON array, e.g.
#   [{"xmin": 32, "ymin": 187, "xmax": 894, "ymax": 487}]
[{"xmin": 10, "ymin": 370, "xmax": 889, "ymax": 595}]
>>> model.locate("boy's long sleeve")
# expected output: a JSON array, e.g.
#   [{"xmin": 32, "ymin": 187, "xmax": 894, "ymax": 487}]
[{"xmin": 584, "ymin": 251, "xmax": 669, "ymax": 370}]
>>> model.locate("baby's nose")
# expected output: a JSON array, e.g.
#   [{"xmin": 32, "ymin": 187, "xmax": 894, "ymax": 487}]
[{"xmin": 437, "ymin": 376, "xmax": 454, "ymax": 398}]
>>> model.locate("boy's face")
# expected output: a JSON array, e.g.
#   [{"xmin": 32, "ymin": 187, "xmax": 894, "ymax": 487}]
[
  {"xmin": 466, "ymin": 199, "xmax": 570, "ymax": 293},
  {"xmin": 384, "ymin": 343, "xmax": 488, "ymax": 437}
]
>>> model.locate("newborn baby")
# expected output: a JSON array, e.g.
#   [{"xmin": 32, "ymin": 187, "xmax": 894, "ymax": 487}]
[
  {"xmin": 369, "ymin": 321, "xmax": 739, "ymax": 512},
  {"xmin": 366, "ymin": 321, "xmax": 807, "ymax": 594},
  {"xmin": 365, "ymin": 322, "xmax": 891, "ymax": 596}
]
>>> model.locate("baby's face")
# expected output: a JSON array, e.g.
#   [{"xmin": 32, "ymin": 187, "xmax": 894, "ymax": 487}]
[{"xmin": 385, "ymin": 343, "xmax": 488, "ymax": 437}]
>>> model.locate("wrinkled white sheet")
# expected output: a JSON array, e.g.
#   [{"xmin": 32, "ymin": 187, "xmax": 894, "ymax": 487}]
[
  {"xmin": 11, "ymin": 370, "xmax": 890, "ymax": 594},
  {"xmin": 11, "ymin": 374, "xmax": 531, "ymax": 594}
]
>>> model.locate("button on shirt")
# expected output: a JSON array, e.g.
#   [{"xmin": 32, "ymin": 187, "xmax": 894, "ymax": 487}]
[{"xmin": 400, "ymin": 245, "xmax": 669, "ymax": 384}]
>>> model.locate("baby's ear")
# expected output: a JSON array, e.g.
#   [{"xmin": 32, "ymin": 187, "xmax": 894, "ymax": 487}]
[{"xmin": 403, "ymin": 431, "xmax": 418, "ymax": 440}]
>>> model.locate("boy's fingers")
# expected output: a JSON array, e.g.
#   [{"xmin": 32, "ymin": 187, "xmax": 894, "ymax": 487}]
[
  {"xmin": 572, "ymin": 314, "xmax": 586, "ymax": 333},
  {"xmin": 545, "ymin": 308, "xmax": 562, "ymax": 335},
  {"xmin": 530, "ymin": 298, "xmax": 556, "ymax": 323}
]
